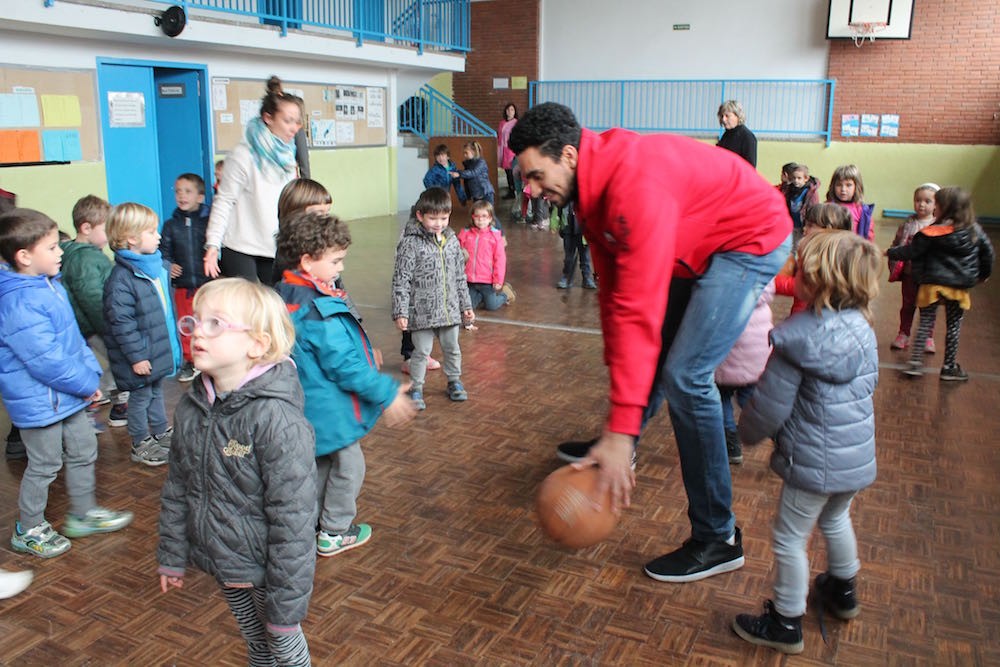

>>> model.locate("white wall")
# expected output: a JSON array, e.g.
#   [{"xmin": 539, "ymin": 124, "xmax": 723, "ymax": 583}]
[{"xmin": 540, "ymin": 0, "xmax": 830, "ymax": 80}]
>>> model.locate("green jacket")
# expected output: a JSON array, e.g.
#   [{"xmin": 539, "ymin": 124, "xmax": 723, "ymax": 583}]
[{"xmin": 59, "ymin": 240, "xmax": 112, "ymax": 337}]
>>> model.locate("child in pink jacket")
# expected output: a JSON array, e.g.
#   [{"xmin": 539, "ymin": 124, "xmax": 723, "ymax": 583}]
[
  {"xmin": 715, "ymin": 280, "xmax": 775, "ymax": 465},
  {"xmin": 457, "ymin": 201, "xmax": 515, "ymax": 311}
]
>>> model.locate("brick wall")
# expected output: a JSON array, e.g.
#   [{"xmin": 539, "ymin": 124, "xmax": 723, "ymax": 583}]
[
  {"xmin": 453, "ymin": 0, "xmax": 539, "ymax": 133},
  {"xmin": 828, "ymin": 1, "xmax": 1000, "ymax": 145}
]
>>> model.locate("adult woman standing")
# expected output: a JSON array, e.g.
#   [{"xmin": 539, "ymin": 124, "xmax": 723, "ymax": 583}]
[
  {"xmin": 204, "ymin": 76, "xmax": 302, "ymax": 284},
  {"xmin": 716, "ymin": 100, "xmax": 758, "ymax": 168},
  {"xmin": 497, "ymin": 103, "xmax": 518, "ymax": 199}
]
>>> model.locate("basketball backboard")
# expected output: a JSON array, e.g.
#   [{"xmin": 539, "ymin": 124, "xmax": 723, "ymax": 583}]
[{"xmin": 826, "ymin": 0, "xmax": 914, "ymax": 40}]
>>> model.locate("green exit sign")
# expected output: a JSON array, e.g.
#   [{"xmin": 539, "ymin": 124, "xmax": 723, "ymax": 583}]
[{"xmin": 673, "ymin": 24, "xmax": 691, "ymax": 31}]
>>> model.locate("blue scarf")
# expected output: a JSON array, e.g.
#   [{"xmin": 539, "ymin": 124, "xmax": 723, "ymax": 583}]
[
  {"xmin": 245, "ymin": 116, "xmax": 297, "ymax": 182},
  {"xmin": 116, "ymin": 248, "xmax": 165, "ymax": 278},
  {"xmin": 115, "ymin": 248, "xmax": 182, "ymax": 373}
]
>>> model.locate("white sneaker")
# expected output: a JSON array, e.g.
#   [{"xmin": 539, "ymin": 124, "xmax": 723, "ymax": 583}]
[{"xmin": 0, "ymin": 569, "xmax": 32, "ymax": 599}]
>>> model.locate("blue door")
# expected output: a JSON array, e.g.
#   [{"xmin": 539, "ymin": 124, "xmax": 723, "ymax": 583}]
[{"xmin": 154, "ymin": 69, "xmax": 208, "ymax": 221}]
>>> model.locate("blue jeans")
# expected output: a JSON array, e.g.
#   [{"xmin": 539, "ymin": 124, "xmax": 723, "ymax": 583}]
[
  {"xmin": 645, "ymin": 238, "xmax": 790, "ymax": 542},
  {"xmin": 468, "ymin": 283, "xmax": 508, "ymax": 311},
  {"xmin": 719, "ymin": 384, "xmax": 755, "ymax": 432},
  {"xmin": 127, "ymin": 379, "xmax": 168, "ymax": 444}
]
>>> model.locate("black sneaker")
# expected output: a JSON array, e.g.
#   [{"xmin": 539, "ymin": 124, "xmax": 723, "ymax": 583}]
[
  {"xmin": 725, "ymin": 429, "xmax": 743, "ymax": 465},
  {"xmin": 643, "ymin": 526, "xmax": 745, "ymax": 582},
  {"xmin": 732, "ymin": 600, "xmax": 804, "ymax": 654},
  {"xmin": 939, "ymin": 364, "xmax": 969, "ymax": 382},
  {"xmin": 5, "ymin": 427, "xmax": 26, "ymax": 461},
  {"xmin": 555, "ymin": 437, "xmax": 637, "ymax": 470},
  {"xmin": 107, "ymin": 403, "xmax": 128, "ymax": 427},
  {"xmin": 814, "ymin": 572, "xmax": 859, "ymax": 620},
  {"xmin": 177, "ymin": 361, "xmax": 200, "ymax": 383}
]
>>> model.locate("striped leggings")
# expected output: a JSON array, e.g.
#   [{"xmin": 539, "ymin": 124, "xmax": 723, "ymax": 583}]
[
  {"xmin": 910, "ymin": 299, "xmax": 964, "ymax": 369},
  {"xmin": 222, "ymin": 587, "xmax": 311, "ymax": 667}
]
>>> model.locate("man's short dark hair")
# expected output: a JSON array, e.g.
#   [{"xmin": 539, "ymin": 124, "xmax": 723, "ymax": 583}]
[
  {"xmin": 413, "ymin": 187, "xmax": 452, "ymax": 215},
  {"xmin": 275, "ymin": 211, "xmax": 351, "ymax": 266},
  {"xmin": 0, "ymin": 208, "xmax": 58, "ymax": 267},
  {"xmin": 508, "ymin": 102, "xmax": 582, "ymax": 161}
]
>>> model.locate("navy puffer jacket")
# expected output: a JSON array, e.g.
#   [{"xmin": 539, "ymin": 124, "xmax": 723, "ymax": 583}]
[{"xmin": 739, "ymin": 307, "xmax": 878, "ymax": 494}]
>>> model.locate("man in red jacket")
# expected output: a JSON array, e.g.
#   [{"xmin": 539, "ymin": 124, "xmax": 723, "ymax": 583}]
[{"xmin": 511, "ymin": 103, "xmax": 791, "ymax": 583}]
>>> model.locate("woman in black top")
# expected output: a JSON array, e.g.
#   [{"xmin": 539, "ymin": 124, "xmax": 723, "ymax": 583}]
[{"xmin": 716, "ymin": 100, "xmax": 757, "ymax": 168}]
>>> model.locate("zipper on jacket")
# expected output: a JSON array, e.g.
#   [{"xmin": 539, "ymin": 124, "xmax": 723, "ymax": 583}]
[
  {"xmin": 185, "ymin": 216, "xmax": 195, "ymax": 289},
  {"xmin": 437, "ymin": 238, "xmax": 452, "ymax": 326}
]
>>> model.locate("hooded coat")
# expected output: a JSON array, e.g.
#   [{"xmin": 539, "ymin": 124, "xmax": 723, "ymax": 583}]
[
  {"xmin": 739, "ymin": 308, "xmax": 878, "ymax": 495},
  {"xmin": 58, "ymin": 240, "xmax": 113, "ymax": 337}
]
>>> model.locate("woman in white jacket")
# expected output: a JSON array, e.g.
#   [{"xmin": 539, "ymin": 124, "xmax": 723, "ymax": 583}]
[{"xmin": 204, "ymin": 76, "xmax": 301, "ymax": 284}]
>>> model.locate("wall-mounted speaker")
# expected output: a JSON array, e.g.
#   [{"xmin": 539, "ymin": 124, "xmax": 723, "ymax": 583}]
[{"xmin": 154, "ymin": 6, "xmax": 187, "ymax": 38}]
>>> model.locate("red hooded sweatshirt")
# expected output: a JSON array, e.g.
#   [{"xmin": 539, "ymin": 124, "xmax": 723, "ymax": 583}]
[{"xmin": 574, "ymin": 128, "xmax": 791, "ymax": 435}]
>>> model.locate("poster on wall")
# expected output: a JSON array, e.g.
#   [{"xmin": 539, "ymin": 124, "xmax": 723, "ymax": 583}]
[
  {"xmin": 840, "ymin": 114, "xmax": 859, "ymax": 137},
  {"xmin": 311, "ymin": 118, "xmax": 336, "ymax": 147},
  {"xmin": 860, "ymin": 114, "xmax": 879, "ymax": 137},
  {"xmin": 366, "ymin": 88, "xmax": 384, "ymax": 128},
  {"xmin": 108, "ymin": 91, "xmax": 145, "ymax": 128},
  {"xmin": 880, "ymin": 114, "xmax": 899, "ymax": 137}
]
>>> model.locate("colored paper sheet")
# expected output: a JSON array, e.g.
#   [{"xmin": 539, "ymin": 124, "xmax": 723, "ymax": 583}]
[
  {"xmin": 42, "ymin": 129, "xmax": 83, "ymax": 161},
  {"xmin": 0, "ymin": 93, "xmax": 41, "ymax": 128},
  {"xmin": 0, "ymin": 130, "xmax": 42, "ymax": 163},
  {"xmin": 840, "ymin": 114, "xmax": 859, "ymax": 137},
  {"xmin": 880, "ymin": 114, "xmax": 900, "ymax": 137},
  {"xmin": 40, "ymin": 94, "xmax": 83, "ymax": 127},
  {"xmin": 860, "ymin": 114, "xmax": 879, "ymax": 137},
  {"xmin": 511, "ymin": 76, "xmax": 528, "ymax": 90}
]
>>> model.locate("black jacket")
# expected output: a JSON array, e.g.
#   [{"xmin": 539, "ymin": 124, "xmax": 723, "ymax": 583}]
[
  {"xmin": 887, "ymin": 222, "xmax": 994, "ymax": 289},
  {"xmin": 161, "ymin": 204, "xmax": 211, "ymax": 290},
  {"xmin": 158, "ymin": 361, "xmax": 317, "ymax": 627},
  {"xmin": 716, "ymin": 123, "xmax": 758, "ymax": 168}
]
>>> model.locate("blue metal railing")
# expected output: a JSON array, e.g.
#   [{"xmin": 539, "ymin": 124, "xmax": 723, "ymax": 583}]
[
  {"xmin": 529, "ymin": 79, "xmax": 836, "ymax": 147},
  {"xmin": 66, "ymin": 0, "xmax": 471, "ymax": 51},
  {"xmin": 399, "ymin": 85, "xmax": 494, "ymax": 141}
]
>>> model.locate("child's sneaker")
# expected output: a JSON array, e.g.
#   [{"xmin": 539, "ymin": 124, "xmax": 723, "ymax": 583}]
[
  {"xmin": 154, "ymin": 427, "xmax": 173, "ymax": 450},
  {"xmin": 107, "ymin": 402, "xmax": 128, "ymax": 427},
  {"xmin": 317, "ymin": 523, "xmax": 372, "ymax": 557},
  {"xmin": 447, "ymin": 380, "xmax": 468, "ymax": 402},
  {"xmin": 177, "ymin": 361, "xmax": 200, "ymax": 383},
  {"xmin": 501, "ymin": 282, "xmax": 516, "ymax": 304},
  {"xmin": 890, "ymin": 333, "xmax": 908, "ymax": 350},
  {"xmin": 924, "ymin": 338, "xmax": 936, "ymax": 354},
  {"xmin": 409, "ymin": 389, "xmax": 426, "ymax": 411},
  {"xmin": 63, "ymin": 507, "xmax": 133, "ymax": 538},
  {"xmin": 939, "ymin": 364, "xmax": 969, "ymax": 382},
  {"xmin": 0, "ymin": 568, "xmax": 33, "ymax": 599},
  {"xmin": 11, "ymin": 521, "xmax": 71, "ymax": 559},
  {"xmin": 131, "ymin": 436, "xmax": 169, "ymax": 467},
  {"xmin": 556, "ymin": 277, "xmax": 571, "ymax": 289},
  {"xmin": 5, "ymin": 428, "xmax": 26, "ymax": 461},
  {"xmin": 582, "ymin": 277, "xmax": 598, "ymax": 289},
  {"xmin": 902, "ymin": 361, "xmax": 923, "ymax": 377},
  {"xmin": 401, "ymin": 356, "xmax": 441, "ymax": 375},
  {"xmin": 732, "ymin": 600, "xmax": 804, "ymax": 654},
  {"xmin": 725, "ymin": 429, "xmax": 743, "ymax": 465},
  {"xmin": 86, "ymin": 406, "xmax": 106, "ymax": 434}
]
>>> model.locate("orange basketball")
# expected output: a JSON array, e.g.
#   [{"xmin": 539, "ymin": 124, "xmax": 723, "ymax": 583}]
[{"xmin": 536, "ymin": 464, "xmax": 618, "ymax": 548}]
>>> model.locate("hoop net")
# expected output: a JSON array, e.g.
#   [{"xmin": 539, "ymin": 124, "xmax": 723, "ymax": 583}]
[{"xmin": 849, "ymin": 22, "xmax": 888, "ymax": 47}]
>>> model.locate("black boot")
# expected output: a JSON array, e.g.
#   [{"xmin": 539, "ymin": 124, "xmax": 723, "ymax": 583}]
[
  {"xmin": 725, "ymin": 429, "xmax": 743, "ymax": 464},
  {"xmin": 732, "ymin": 600, "xmax": 804, "ymax": 654},
  {"xmin": 814, "ymin": 572, "xmax": 859, "ymax": 619}
]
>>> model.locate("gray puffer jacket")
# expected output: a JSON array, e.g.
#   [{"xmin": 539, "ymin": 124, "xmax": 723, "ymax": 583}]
[
  {"xmin": 738, "ymin": 308, "xmax": 878, "ymax": 494},
  {"xmin": 391, "ymin": 217, "xmax": 472, "ymax": 331},
  {"xmin": 157, "ymin": 361, "xmax": 317, "ymax": 627}
]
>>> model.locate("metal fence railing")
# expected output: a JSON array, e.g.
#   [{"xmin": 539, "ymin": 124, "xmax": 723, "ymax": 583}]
[
  {"xmin": 529, "ymin": 79, "xmax": 836, "ymax": 146},
  {"xmin": 399, "ymin": 85, "xmax": 494, "ymax": 142},
  {"xmin": 46, "ymin": 0, "xmax": 471, "ymax": 51}
]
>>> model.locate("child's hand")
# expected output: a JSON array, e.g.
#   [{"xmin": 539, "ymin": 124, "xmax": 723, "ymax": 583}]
[
  {"xmin": 383, "ymin": 384, "xmax": 417, "ymax": 427},
  {"xmin": 133, "ymin": 360, "xmax": 152, "ymax": 376},
  {"xmin": 449, "ymin": 171, "xmax": 459, "ymax": 178},
  {"xmin": 372, "ymin": 348, "xmax": 383, "ymax": 370},
  {"xmin": 160, "ymin": 574, "xmax": 184, "ymax": 593},
  {"xmin": 462, "ymin": 309, "xmax": 475, "ymax": 324},
  {"xmin": 492, "ymin": 283, "xmax": 502, "ymax": 292},
  {"xmin": 170, "ymin": 263, "xmax": 183, "ymax": 278},
  {"xmin": 395, "ymin": 317, "xmax": 408, "ymax": 332},
  {"xmin": 87, "ymin": 390, "xmax": 103, "ymax": 404}
]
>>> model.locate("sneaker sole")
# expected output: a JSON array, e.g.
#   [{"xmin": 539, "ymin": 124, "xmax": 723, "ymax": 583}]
[
  {"xmin": 107, "ymin": 419, "xmax": 128, "ymax": 427},
  {"xmin": 728, "ymin": 456, "xmax": 744, "ymax": 465},
  {"xmin": 644, "ymin": 555, "xmax": 745, "ymax": 583},
  {"xmin": 317, "ymin": 533, "xmax": 372, "ymax": 558},
  {"xmin": 10, "ymin": 540, "xmax": 71, "ymax": 559},
  {"xmin": 63, "ymin": 520, "xmax": 133, "ymax": 539},
  {"xmin": 130, "ymin": 454, "xmax": 168, "ymax": 467},
  {"xmin": 902, "ymin": 368, "xmax": 923, "ymax": 377},
  {"xmin": 731, "ymin": 620, "xmax": 804, "ymax": 654},
  {"xmin": 939, "ymin": 375, "xmax": 969, "ymax": 382}
]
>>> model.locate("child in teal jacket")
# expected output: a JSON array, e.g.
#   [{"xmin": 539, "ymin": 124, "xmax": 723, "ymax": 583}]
[{"xmin": 274, "ymin": 211, "xmax": 415, "ymax": 558}]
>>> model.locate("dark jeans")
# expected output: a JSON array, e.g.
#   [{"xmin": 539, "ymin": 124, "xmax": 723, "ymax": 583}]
[
  {"xmin": 719, "ymin": 384, "xmax": 755, "ymax": 432},
  {"xmin": 221, "ymin": 247, "xmax": 275, "ymax": 286},
  {"xmin": 562, "ymin": 233, "xmax": 592, "ymax": 282}
]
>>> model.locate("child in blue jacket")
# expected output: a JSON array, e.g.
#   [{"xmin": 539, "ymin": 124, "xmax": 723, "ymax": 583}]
[
  {"xmin": 422, "ymin": 144, "xmax": 462, "ymax": 200},
  {"xmin": 274, "ymin": 211, "xmax": 416, "ymax": 557},
  {"xmin": 0, "ymin": 208, "xmax": 132, "ymax": 559}
]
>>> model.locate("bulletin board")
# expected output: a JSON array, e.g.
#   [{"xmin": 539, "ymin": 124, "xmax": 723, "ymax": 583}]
[
  {"xmin": 0, "ymin": 64, "xmax": 100, "ymax": 164},
  {"xmin": 210, "ymin": 78, "xmax": 387, "ymax": 153}
]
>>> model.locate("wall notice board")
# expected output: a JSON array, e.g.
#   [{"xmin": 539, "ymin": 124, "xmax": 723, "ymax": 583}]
[
  {"xmin": 0, "ymin": 65, "xmax": 100, "ymax": 164},
  {"xmin": 211, "ymin": 78, "xmax": 387, "ymax": 153}
]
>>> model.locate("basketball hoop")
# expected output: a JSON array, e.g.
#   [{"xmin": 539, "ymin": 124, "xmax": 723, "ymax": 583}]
[{"xmin": 849, "ymin": 22, "xmax": 888, "ymax": 47}]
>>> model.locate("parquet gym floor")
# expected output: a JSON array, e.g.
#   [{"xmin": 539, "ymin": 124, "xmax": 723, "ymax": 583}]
[{"xmin": 0, "ymin": 212, "xmax": 998, "ymax": 666}]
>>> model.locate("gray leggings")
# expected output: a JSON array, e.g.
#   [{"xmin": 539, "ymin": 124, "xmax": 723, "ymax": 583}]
[
  {"xmin": 772, "ymin": 483, "xmax": 860, "ymax": 618},
  {"xmin": 222, "ymin": 586, "xmax": 311, "ymax": 667},
  {"xmin": 19, "ymin": 409, "xmax": 97, "ymax": 527}
]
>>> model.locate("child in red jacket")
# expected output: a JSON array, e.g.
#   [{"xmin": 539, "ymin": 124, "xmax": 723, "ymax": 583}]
[{"xmin": 774, "ymin": 204, "xmax": 852, "ymax": 317}]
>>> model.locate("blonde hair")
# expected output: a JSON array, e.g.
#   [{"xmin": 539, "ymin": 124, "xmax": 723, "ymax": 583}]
[
  {"xmin": 462, "ymin": 141, "xmax": 484, "ymax": 159},
  {"xmin": 826, "ymin": 165, "xmax": 865, "ymax": 203},
  {"xmin": 106, "ymin": 202, "xmax": 158, "ymax": 250},
  {"xmin": 796, "ymin": 230, "xmax": 881, "ymax": 324},
  {"xmin": 192, "ymin": 278, "xmax": 295, "ymax": 363},
  {"xmin": 717, "ymin": 100, "xmax": 746, "ymax": 125}
]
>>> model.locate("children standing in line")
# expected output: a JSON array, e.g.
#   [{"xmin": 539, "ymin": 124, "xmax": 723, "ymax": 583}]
[
  {"xmin": 733, "ymin": 231, "xmax": 881, "ymax": 654},
  {"xmin": 423, "ymin": 144, "xmax": 462, "ymax": 200},
  {"xmin": 158, "ymin": 278, "xmax": 316, "ymax": 667},
  {"xmin": 103, "ymin": 203, "xmax": 181, "ymax": 466},
  {"xmin": 888, "ymin": 187, "xmax": 995, "ymax": 381},
  {"xmin": 773, "ymin": 203, "xmax": 852, "ymax": 317},
  {"xmin": 888, "ymin": 183, "xmax": 940, "ymax": 351},
  {"xmin": 555, "ymin": 203, "xmax": 595, "ymax": 289},
  {"xmin": 457, "ymin": 201, "xmax": 516, "ymax": 311},
  {"xmin": 827, "ymin": 164, "xmax": 875, "ymax": 241},
  {"xmin": 392, "ymin": 188, "xmax": 474, "ymax": 411},
  {"xmin": 781, "ymin": 164, "xmax": 820, "ymax": 250},
  {"xmin": 451, "ymin": 141, "xmax": 495, "ymax": 207},
  {"xmin": 59, "ymin": 195, "xmax": 130, "ymax": 427},
  {"xmin": 715, "ymin": 280, "xmax": 775, "ymax": 465},
  {"xmin": 0, "ymin": 208, "xmax": 133, "ymax": 559},
  {"xmin": 275, "ymin": 212, "xmax": 416, "ymax": 557},
  {"xmin": 161, "ymin": 173, "xmax": 212, "ymax": 383}
]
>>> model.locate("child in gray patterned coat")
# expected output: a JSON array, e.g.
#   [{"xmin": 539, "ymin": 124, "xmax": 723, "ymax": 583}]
[{"xmin": 391, "ymin": 188, "xmax": 474, "ymax": 411}]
